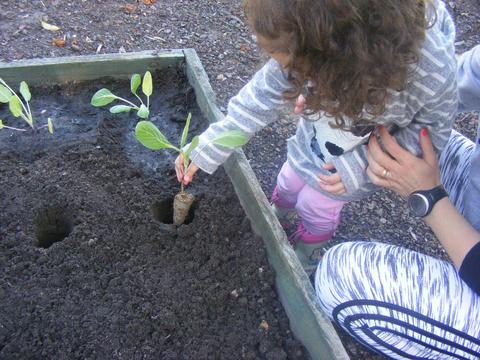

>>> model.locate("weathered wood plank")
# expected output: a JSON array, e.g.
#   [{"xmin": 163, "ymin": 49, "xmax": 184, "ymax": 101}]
[{"xmin": 0, "ymin": 50, "xmax": 184, "ymax": 85}]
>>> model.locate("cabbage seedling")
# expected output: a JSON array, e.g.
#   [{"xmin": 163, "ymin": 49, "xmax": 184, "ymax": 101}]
[
  {"xmin": 91, "ymin": 71, "xmax": 152, "ymax": 119},
  {"xmin": 135, "ymin": 113, "xmax": 248, "ymax": 225},
  {"xmin": 0, "ymin": 78, "xmax": 53, "ymax": 133}
]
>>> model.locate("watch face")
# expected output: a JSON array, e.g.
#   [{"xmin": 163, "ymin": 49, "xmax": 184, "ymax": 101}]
[{"xmin": 408, "ymin": 193, "xmax": 429, "ymax": 217}]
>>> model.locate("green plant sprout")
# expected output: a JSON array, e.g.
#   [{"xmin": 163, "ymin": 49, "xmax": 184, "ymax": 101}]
[
  {"xmin": 135, "ymin": 113, "xmax": 248, "ymax": 192},
  {"xmin": 0, "ymin": 78, "xmax": 53, "ymax": 133},
  {"xmin": 91, "ymin": 71, "xmax": 152, "ymax": 119},
  {"xmin": 135, "ymin": 113, "xmax": 248, "ymax": 224},
  {"xmin": 90, "ymin": 72, "xmax": 248, "ymax": 224}
]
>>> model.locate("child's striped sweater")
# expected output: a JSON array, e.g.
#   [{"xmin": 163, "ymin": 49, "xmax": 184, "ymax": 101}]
[{"xmin": 189, "ymin": 0, "xmax": 458, "ymax": 201}]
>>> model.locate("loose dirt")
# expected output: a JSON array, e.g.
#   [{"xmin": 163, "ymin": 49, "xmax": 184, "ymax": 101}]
[{"xmin": 0, "ymin": 70, "xmax": 306, "ymax": 359}]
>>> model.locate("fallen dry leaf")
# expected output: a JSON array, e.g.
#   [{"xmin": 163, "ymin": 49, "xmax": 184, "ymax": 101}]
[
  {"xmin": 122, "ymin": 4, "xmax": 137, "ymax": 13},
  {"xmin": 52, "ymin": 38, "xmax": 66, "ymax": 47},
  {"xmin": 41, "ymin": 21, "xmax": 61, "ymax": 31},
  {"xmin": 239, "ymin": 44, "xmax": 250, "ymax": 52},
  {"xmin": 143, "ymin": 0, "xmax": 156, "ymax": 4}
]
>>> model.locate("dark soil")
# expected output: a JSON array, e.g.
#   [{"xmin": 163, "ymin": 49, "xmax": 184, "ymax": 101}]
[
  {"xmin": 0, "ymin": 71, "xmax": 305, "ymax": 359},
  {"xmin": 0, "ymin": 0, "xmax": 479, "ymax": 359}
]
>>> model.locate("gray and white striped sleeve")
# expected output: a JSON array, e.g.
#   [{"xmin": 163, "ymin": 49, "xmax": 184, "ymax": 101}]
[{"xmin": 189, "ymin": 59, "xmax": 293, "ymax": 174}]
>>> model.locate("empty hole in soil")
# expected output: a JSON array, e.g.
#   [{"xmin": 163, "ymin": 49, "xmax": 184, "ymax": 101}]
[
  {"xmin": 35, "ymin": 206, "xmax": 73, "ymax": 248},
  {"xmin": 152, "ymin": 197, "xmax": 197, "ymax": 225}
]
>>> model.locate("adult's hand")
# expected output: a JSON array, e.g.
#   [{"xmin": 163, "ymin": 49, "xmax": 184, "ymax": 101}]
[
  {"xmin": 366, "ymin": 125, "xmax": 441, "ymax": 198},
  {"xmin": 175, "ymin": 154, "xmax": 199, "ymax": 186}
]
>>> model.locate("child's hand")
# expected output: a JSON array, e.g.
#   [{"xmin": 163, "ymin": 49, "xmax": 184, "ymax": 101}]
[
  {"xmin": 318, "ymin": 163, "xmax": 346, "ymax": 195},
  {"xmin": 175, "ymin": 154, "xmax": 200, "ymax": 186},
  {"xmin": 294, "ymin": 95, "xmax": 306, "ymax": 114}
]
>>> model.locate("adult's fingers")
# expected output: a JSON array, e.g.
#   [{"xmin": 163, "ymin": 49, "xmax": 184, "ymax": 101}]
[
  {"xmin": 368, "ymin": 133, "xmax": 398, "ymax": 171},
  {"xmin": 366, "ymin": 166, "xmax": 392, "ymax": 188},
  {"xmin": 365, "ymin": 147, "xmax": 390, "ymax": 179},
  {"xmin": 419, "ymin": 128, "xmax": 438, "ymax": 167},
  {"xmin": 377, "ymin": 125, "xmax": 410, "ymax": 164}
]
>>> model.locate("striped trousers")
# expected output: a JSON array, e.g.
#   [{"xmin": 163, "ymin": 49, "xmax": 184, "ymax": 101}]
[{"xmin": 315, "ymin": 131, "xmax": 480, "ymax": 359}]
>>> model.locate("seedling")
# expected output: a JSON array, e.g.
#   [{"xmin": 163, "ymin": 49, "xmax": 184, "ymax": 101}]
[
  {"xmin": 135, "ymin": 114, "xmax": 248, "ymax": 225},
  {"xmin": 91, "ymin": 71, "xmax": 152, "ymax": 119},
  {"xmin": 0, "ymin": 78, "xmax": 53, "ymax": 133}
]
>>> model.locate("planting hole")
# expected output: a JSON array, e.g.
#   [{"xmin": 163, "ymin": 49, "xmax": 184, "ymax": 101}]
[
  {"xmin": 152, "ymin": 197, "xmax": 197, "ymax": 225},
  {"xmin": 35, "ymin": 206, "xmax": 73, "ymax": 248}
]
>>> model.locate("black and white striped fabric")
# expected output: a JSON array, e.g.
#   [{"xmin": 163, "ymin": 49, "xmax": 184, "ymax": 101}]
[
  {"xmin": 315, "ymin": 241, "xmax": 480, "ymax": 359},
  {"xmin": 439, "ymin": 130, "xmax": 475, "ymax": 216}
]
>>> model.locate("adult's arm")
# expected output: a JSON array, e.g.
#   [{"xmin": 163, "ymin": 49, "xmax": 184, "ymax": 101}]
[
  {"xmin": 457, "ymin": 44, "xmax": 480, "ymax": 112},
  {"xmin": 367, "ymin": 126, "xmax": 480, "ymax": 294},
  {"xmin": 457, "ymin": 45, "xmax": 480, "ymax": 230}
]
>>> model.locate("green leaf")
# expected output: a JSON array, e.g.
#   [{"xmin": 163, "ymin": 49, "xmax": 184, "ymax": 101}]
[
  {"xmin": 184, "ymin": 135, "xmax": 199, "ymax": 162},
  {"xmin": 9, "ymin": 96, "xmax": 22, "ymax": 118},
  {"xmin": 47, "ymin": 118, "xmax": 54, "ymax": 134},
  {"xmin": 0, "ymin": 84, "xmax": 12, "ymax": 103},
  {"xmin": 180, "ymin": 112, "xmax": 192, "ymax": 148},
  {"xmin": 135, "ymin": 121, "xmax": 175, "ymax": 151},
  {"xmin": 0, "ymin": 119, "xmax": 4, "ymax": 130},
  {"xmin": 110, "ymin": 105, "xmax": 132, "ymax": 114},
  {"xmin": 211, "ymin": 130, "xmax": 248, "ymax": 148},
  {"xmin": 142, "ymin": 71, "xmax": 153, "ymax": 97},
  {"xmin": 137, "ymin": 104, "xmax": 150, "ymax": 119},
  {"xmin": 91, "ymin": 88, "xmax": 116, "ymax": 107},
  {"xmin": 19, "ymin": 81, "xmax": 31, "ymax": 102},
  {"xmin": 130, "ymin": 73, "xmax": 141, "ymax": 95}
]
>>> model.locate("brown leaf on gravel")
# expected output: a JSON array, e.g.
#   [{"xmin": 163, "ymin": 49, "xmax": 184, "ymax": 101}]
[
  {"xmin": 52, "ymin": 38, "xmax": 66, "ymax": 47},
  {"xmin": 122, "ymin": 4, "xmax": 137, "ymax": 13},
  {"xmin": 239, "ymin": 44, "xmax": 250, "ymax": 52},
  {"xmin": 143, "ymin": 0, "xmax": 156, "ymax": 4}
]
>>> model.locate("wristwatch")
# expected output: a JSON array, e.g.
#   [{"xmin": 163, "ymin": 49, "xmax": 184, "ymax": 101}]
[{"xmin": 407, "ymin": 185, "xmax": 448, "ymax": 217}]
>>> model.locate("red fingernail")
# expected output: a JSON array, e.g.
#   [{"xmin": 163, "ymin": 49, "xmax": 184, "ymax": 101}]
[
  {"xmin": 378, "ymin": 124, "xmax": 385, "ymax": 131},
  {"xmin": 421, "ymin": 128, "xmax": 428, "ymax": 137}
]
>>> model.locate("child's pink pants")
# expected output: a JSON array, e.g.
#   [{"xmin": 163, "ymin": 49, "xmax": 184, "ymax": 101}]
[{"xmin": 275, "ymin": 162, "xmax": 345, "ymax": 238}]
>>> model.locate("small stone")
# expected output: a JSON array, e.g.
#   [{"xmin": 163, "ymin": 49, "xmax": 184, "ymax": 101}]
[{"xmin": 259, "ymin": 319, "xmax": 269, "ymax": 331}]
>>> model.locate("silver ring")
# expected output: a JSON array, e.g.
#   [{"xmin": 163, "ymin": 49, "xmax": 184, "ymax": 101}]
[{"xmin": 381, "ymin": 168, "xmax": 390, "ymax": 178}]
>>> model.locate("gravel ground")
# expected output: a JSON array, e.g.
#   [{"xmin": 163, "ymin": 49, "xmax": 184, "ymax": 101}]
[{"xmin": 0, "ymin": 0, "xmax": 479, "ymax": 358}]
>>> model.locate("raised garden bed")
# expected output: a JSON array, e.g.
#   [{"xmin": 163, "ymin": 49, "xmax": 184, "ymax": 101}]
[{"xmin": 0, "ymin": 50, "xmax": 348, "ymax": 359}]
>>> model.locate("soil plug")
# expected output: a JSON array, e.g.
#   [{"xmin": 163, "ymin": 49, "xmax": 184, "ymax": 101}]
[
  {"xmin": 173, "ymin": 190, "xmax": 195, "ymax": 225},
  {"xmin": 135, "ymin": 112, "xmax": 248, "ymax": 225},
  {"xmin": 0, "ymin": 78, "xmax": 54, "ymax": 133}
]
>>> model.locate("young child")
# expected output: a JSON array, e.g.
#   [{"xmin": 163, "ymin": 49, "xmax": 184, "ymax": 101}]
[{"xmin": 175, "ymin": 0, "xmax": 457, "ymax": 274}]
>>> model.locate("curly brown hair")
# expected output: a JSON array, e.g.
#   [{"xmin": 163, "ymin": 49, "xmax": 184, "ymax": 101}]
[{"xmin": 244, "ymin": 0, "xmax": 433, "ymax": 131}]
